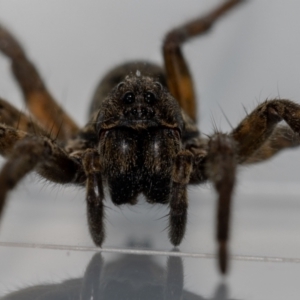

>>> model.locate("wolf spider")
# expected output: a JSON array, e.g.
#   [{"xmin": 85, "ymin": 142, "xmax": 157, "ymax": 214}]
[{"xmin": 0, "ymin": 0, "xmax": 299, "ymax": 274}]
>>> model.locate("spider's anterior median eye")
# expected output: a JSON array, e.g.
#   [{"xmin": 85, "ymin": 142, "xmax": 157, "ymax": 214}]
[
  {"xmin": 144, "ymin": 92, "xmax": 156, "ymax": 104},
  {"xmin": 122, "ymin": 92, "xmax": 135, "ymax": 104}
]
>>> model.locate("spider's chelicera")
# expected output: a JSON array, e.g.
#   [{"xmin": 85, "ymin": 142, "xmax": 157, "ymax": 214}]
[{"xmin": 0, "ymin": 0, "xmax": 299, "ymax": 274}]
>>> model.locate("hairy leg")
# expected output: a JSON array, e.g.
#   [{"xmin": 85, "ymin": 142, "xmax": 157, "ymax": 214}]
[
  {"xmin": 0, "ymin": 24, "xmax": 79, "ymax": 140},
  {"xmin": 163, "ymin": 0, "xmax": 245, "ymax": 121},
  {"xmin": 208, "ymin": 98, "xmax": 300, "ymax": 272},
  {"xmin": 232, "ymin": 99, "xmax": 300, "ymax": 163},
  {"xmin": 186, "ymin": 99, "xmax": 300, "ymax": 274},
  {"xmin": 0, "ymin": 133, "xmax": 84, "ymax": 216},
  {"xmin": 244, "ymin": 125, "xmax": 300, "ymax": 164},
  {"xmin": 0, "ymin": 98, "xmax": 48, "ymax": 136},
  {"xmin": 0, "ymin": 123, "xmax": 27, "ymax": 157},
  {"xmin": 205, "ymin": 133, "xmax": 236, "ymax": 274}
]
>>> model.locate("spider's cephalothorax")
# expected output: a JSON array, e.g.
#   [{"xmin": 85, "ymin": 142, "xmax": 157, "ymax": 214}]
[{"xmin": 1, "ymin": 0, "xmax": 300, "ymax": 274}]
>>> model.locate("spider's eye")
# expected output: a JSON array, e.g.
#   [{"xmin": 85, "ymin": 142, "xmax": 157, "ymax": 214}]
[
  {"xmin": 144, "ymin": 92, "xmax": 156, "ymax": 104},
  {"xmin": 122, "ymin": 92, "xmax": 135, "ymax": 104}
]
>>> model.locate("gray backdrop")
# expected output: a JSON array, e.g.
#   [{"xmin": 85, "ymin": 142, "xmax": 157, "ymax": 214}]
[{"xmin": 0, "ymin": 1, "xmax": 300, "ymax": 299}]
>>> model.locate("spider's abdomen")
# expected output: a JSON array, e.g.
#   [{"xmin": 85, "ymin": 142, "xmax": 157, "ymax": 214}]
[{"xmin": 99, "ymin": 128, "xmax": 181, "ymax": 205}]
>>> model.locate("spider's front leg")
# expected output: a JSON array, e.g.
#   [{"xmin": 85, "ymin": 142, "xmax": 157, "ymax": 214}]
[
  {"xmin": 206, "ymin": 134, "xmax": 237, "ymax": 274},
  {"xmin": 82, "ymin": 149, "xmax": 105, "ymax": 246},
  {"xmin": 163, "ymin": 0, "xmax": 245, "ymax": 121},
  {"xmin": 232, "ymin": 99, "xmax": 300, "ymax": 163},
  {"xmin": 243, "ymin": 125, "xmax": 300, "ymax": 164},
  {"xmin": 189, "ymin": 134, "xmax": 237, "ymax": 274},
  {"xmin": 0, "ymin": 128, "xmax": 85, "ymax": 216},
  {"xmin": 193, "ymin": 99, "xmax": 300, "ymax": 274}
]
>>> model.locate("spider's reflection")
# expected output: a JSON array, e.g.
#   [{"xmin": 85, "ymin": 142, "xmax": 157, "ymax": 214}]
[{"xmin": 2, "ymin": 242, "xmax": 239, "ymax": 300}]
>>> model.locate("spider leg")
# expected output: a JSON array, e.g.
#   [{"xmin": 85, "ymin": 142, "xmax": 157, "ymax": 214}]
[
  {"xmin": 169, "ymin": 150, "xmax": 193, "ymax": 246},
  {"xmin": 200, "ymin": 99, "xmax": 300, "ymax": 273},
  {"xmin": 0, "ymin": 24, "xmax": 79, "ymax": 140},
  {"xmin": 0, "ymin": 123, "xmax": 27, "ymax": 157},
  {"xmin": 163, "ymin": 0, "xmax": 245, "ymax": 121},
  {"xmin": 0, "ymin": 133, "xmax": 84, "ymax": 216},
  {"xmin": 0, "ymin": 98, "xmax": 48, "ymax": 136},
  {"xmin": 205, "ymin": 133, "xmax": 236, "ymax": 274},
  {"xmin": 244, "ymin": 125, "xmax": 300, "ymax": 164},
  {"xmin": 82, "ymin": 149, "xmax": 105, "ymax": 246},
  {"xmin": 231, "ymin": 99, "xmax": 300, "ymax": 163}
]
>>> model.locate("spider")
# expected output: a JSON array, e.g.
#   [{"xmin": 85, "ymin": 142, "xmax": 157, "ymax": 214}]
[{"xmin": 0, "ymin": 0, "xmax": 299, "ymax": 275}]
